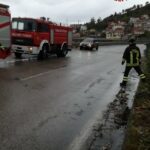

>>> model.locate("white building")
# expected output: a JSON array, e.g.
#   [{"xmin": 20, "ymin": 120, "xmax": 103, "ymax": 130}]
[
  {"xmin": 143, "ymin": 19, "xmax": 150, "ymax": 31},
  {"xmin": 80, "ymin": 25, "xmax": 87, "ymax": 31}
]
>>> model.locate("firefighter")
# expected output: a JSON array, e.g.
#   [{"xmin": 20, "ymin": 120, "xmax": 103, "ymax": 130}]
[{"xmin": 120, "ymin": 38, "xmax": 146, "ymax": 87}]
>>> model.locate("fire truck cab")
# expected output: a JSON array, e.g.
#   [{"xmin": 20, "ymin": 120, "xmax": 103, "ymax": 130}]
[
  {"xmin": 0, "ymin": 3, "xmax": 11, "ymax": 59},
  {"xmin": 12, "ymin": 17, "xmax": 72, "ymax": 59}
]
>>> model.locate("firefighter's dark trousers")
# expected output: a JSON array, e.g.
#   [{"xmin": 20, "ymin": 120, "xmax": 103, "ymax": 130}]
[{"xmin": 121, "ymin": 65, "xmax": 146, "ymax": 86}]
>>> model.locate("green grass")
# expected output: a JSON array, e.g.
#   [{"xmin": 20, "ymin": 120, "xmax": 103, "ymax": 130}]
[{"xmin": 123, "ymin": 44, "xmax": 150, "ymax": 150}]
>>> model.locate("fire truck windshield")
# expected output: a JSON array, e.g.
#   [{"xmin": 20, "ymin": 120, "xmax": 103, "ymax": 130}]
[{"xmin": 12, "ymin": 19, "xmax": 36, "ymax": 32}]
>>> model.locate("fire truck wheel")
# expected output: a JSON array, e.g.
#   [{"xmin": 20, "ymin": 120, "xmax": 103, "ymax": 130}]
[
  {"xmin": 61, "ymin": 44, "xmax": 68, "ymax": 57},
  {"xmin": 15, "ymin": 52, "xmax": 22, "ymax": 58},
  {"xmin": 80, "ymin": 46, "xmax": 83, "ymax": 50},
  {"xmin": 90, "ymin": 47, "xmax": 93, "ymax": 51},
  {"xmin": 38, "ymin": 45, "xmax": 48, "ymax": 60}
]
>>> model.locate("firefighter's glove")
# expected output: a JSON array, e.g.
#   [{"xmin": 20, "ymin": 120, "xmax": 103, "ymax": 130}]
[{"xmin": 121, "ymin": 60, "xmax": 125, "ymax": 65}]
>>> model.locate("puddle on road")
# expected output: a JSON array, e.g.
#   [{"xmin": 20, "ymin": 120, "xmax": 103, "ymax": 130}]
[
  {"xmin": 0, "ymin": 61, "xmax": 12, "ymax": 68},
  {"xmin": 87, "ymin": 86, "xmax": 135, "ymax": 150},
  {"xmin": 0, "ymin": 55, "xmax": 37, "ymax": 68}
]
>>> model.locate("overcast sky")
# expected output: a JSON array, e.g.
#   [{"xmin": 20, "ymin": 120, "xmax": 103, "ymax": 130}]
[{"xmin": 1, "ymin": 0, "xmax": 149, "ymax": 24}]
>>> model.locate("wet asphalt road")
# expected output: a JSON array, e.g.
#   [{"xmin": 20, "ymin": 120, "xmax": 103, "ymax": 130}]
[{"xmin": 0, "ymin": 45, "xmax": 146, "ymax": 150}]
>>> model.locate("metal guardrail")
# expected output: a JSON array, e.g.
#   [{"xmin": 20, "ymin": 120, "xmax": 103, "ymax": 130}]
[{"xmin": 72, "ymin": 38, "xmax": 150, "ymax": 47}]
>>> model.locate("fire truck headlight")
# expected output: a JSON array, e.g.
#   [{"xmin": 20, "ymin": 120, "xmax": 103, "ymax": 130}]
[{"xmin": 28, "ymin": 47, "xmax": 33, "ymax": 53}]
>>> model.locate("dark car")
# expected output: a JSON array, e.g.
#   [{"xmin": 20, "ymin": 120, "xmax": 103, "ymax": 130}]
[{"xmin": 79, "ymin": 38, "xmax": 99, "ymax": 50}]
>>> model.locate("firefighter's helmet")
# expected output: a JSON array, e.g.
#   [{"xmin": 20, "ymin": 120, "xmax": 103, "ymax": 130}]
[{"xmin": 129, "ymin": 38, "xmax": 136, "ymax": 45}]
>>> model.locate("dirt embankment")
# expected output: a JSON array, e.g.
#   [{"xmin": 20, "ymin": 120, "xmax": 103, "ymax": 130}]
[{"xmin": 122, "ymin": 43, "xmax": 150, "ymax": 150}]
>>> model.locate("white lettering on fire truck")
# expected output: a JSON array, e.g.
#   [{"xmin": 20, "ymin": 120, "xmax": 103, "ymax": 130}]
[
  {"xmin": 54, "ymin": 29, "xmax": 67, "ymax": 33},
  {"xmin": 12, "ymin": 33, "xmax": 32, "ymax": 38}
]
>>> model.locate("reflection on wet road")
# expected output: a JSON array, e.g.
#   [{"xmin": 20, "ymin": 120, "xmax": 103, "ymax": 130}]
[{"xmin": 0, "ymin": 45, "xmax": 146, "ymax": 150}]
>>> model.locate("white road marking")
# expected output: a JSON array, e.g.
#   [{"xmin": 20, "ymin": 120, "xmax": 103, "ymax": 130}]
[
  {"xmin": 20, "ymin": 70, "xmax": 53, "ymax": 81},
  {"xmin": 20, "ymin": 64, "xmax": 67, "ymax": 81}
]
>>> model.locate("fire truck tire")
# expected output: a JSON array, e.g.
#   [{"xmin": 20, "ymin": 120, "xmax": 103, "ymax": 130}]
[
  {"xmin": 60, "ymin": 44, "xmax": 68, "ymax": 57},
  {"xmin": 38, "ymin": 45, "xmax": 48, "ymax": 60},
  {"xmin": 57, "ymin": 44, "xmax": 68, "ymax": 57},
  {"xmin": 80, "ymin": 46, "xmax": 83, "ymax": 50},
  {"xmin": 15, "ymin": 52, "xmax": 22, "ymax": 58},
  {"xmin": 90, "ymin": 47, "xmax": 93, "ymax": 51}
]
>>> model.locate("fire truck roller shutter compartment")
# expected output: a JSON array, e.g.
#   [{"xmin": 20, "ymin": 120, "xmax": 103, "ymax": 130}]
[
  {"xmin": 0, "ymin": 3, "xmax": 11, "ymax": 59},
  {"xmin": 0, "ymin": 4, "xmax": 11, "ymax": 48}
]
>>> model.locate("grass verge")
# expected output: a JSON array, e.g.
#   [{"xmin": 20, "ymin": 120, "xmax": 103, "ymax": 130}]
[{"xmin": 123, "ymin": 43, "xmax": 150, "ymax": 150}]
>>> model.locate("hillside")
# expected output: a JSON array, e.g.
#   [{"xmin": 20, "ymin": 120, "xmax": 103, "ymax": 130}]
[{"xmin": 86, "ymin": 2, "xmax": 150, "ymax": 31}]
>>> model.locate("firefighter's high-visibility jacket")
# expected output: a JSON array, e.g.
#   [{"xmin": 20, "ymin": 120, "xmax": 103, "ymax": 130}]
[{"xmin": 122, "ymin": 44, "xmax": 141, "ymax": 66}]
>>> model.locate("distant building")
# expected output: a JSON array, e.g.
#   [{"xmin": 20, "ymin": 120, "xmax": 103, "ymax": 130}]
[
  {"xmin": 143, "ymin": 19, "xmax": 150, "ymax": 31},
  {"xmin": 70, "ymin": 24, "xmax": 82, "ymax": 33},
  {"xmin": 129, "ymin": 16, "xmax": 150, "ymax": 35},
  {"xmin": 80, "ymin": 25, "xmax": 87, "ymax": 31},
  {"xmin": 106, "ymin": 21, "xmax": 126, "ymax": 39},
  {"xmin": 89, "ymin": 29, "xmax": 96, "ymax": 34},
  {"xmin": 129, "ymin": 17, "xmax": 140, "ymax": 24},
  {"xmin": 73, "ymin": 33, "xmax": 81, "ymax": 38},
  {"xmin": 70, "ymin": 24, "xmax": 82, "ymax": 29},
  {"xmin": 141, "ymin": 14, "xmax": 149, "ymax": 20},
  {"xmin": 105, "ymin": 14, "xmax": 150, "ymax": 39},
  {"xmin": 106, "ymin": 29, "xmax": 124, "ymax": 40},
  {"xmin": 132, "ymin": 27, "xmax": 144, "ymax": 35}
]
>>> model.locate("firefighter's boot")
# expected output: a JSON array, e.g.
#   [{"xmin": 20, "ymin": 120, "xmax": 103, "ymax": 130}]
[{"xmin": 120, "ymin": 81, "xmax": 127, "ymax": 88}]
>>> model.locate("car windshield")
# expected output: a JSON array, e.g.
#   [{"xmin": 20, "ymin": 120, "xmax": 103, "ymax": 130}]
[{"xmin": 12, "ymin": 19, "xmax": 36, "ymax": 32}]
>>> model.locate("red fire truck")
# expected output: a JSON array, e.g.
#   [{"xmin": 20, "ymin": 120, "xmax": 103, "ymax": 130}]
[
  {"xmin": 0, "ymin": 3, "xmax": 11, "ymax": 59},
  {"xmin": 11, "ymin": 17, "xmax": 72, "ymax": 59}
]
